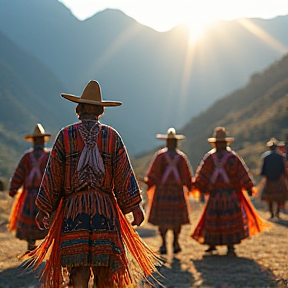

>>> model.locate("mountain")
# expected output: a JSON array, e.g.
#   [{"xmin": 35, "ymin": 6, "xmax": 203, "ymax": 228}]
[
  {"xmin": 181, "ymin": 52, "xmax": 288, "ymax": 167},
  {"xmin": 133, "ymin": 52, "xmax": 288, "ymax": 183},
  {"xmin": 0, "ymin": 31, "xmax": 76, "ymax": 178},
  {"xmin": 0, "ymin": 0, "xmax": 287, "ymax": 155}
]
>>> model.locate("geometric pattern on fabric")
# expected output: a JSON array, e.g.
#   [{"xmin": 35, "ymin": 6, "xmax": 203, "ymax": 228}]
[
  {"xmin": 145, "ymin": 148, "xmax": 193, "ymax": 229},
  {"xmin": 191, "ymin": 148, "xmax": 268, "ymax": 245}
]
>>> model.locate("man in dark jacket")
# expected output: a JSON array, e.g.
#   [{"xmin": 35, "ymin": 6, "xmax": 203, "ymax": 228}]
[{"xmin": 260, "ymin": 137, "xmax": 288, "ymax": 218}]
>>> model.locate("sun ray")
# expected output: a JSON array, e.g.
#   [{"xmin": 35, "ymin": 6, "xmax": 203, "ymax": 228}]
[
  {"xmin": 84, "ymin": 24, "xmax": 142, "ymax": 78},
  {"xmin": 237, "ymin": 18, "xmax": 288, "ymax": 53}
]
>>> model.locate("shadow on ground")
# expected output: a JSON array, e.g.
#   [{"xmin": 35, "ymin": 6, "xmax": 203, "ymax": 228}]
[
  {"xmin": 152, "ymin": 257, "xmax": 195, "ymax": 288},
  {"xmin": 271, "ymin": 218, "xmax": 288, "ymax": 228},
  {"xmin": 192, "ymin": 254, "xmax": 279, "ymax": 288},
  {"xmin": 0, "ymin": 264, "xmax": 43, "ymax": 288}
]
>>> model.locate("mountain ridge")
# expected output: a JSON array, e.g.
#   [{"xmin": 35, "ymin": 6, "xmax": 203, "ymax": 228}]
[
  {"xmin": 0, "ymin": 1, "xmax": 288, "ymax": 182},
  {"xmin": 0, "ymin": 0, "xmax": 287, "ymax": 154}
]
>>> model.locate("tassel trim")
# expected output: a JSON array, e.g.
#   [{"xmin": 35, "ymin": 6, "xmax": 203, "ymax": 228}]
[{"xmin": 22, "ymin": 196, "xmax": 163, "ymax": 287}]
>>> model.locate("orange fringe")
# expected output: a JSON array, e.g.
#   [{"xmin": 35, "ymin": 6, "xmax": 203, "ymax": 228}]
[
  {"xmin": 22, "ymin": 198, "xmax": 64, "ymax": 288},
  {"xmin": 144, "ymin": 186, "xmax": 156, "ymax": 222},
  {"xmin": 117, "ymin": 204, "xmax": 162, "ymax": 279},
  {"xmin": 8, "ymin": 189, "xmax": 26, "ymax": 232},
  {"xmin": 23, "ymin": 197, "xmax": 162, "ymax": 288},
  {"xmin": 239, "ymin": 190, "xmax": 272, "ymax": 235}
]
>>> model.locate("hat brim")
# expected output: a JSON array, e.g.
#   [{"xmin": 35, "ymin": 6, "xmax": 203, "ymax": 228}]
[
  {"xmin": 61, "ymin": 94, "xmax": 122, "ymax": 107},
  {"xmin": 208, "ymin": 137, "xmax": 234, "ymax": 144},
  {"xmin": 267, "ymin": 142, "xmax": 278, "ymax": 147},
  {"xmin": 24, "ymin": 135, "xmax": 51, "ymax": 143},
  {"xmin": 156, "ymin": 134, "xmax": 186, "ymax": 140}
]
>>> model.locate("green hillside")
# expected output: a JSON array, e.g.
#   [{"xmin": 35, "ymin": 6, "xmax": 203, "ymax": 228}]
[
  {"xmin": 0, "ymin": 32, "xmax": 76, "ymax": 182},
  {"xmin": 133, "ymin": 53, "xmax": 288, "ymax": 185}
]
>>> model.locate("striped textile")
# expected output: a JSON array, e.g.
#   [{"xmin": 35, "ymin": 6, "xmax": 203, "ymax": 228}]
[
  {"xmin": 36, "ymin": 122, "xmax": 142, "ymax": 215},
  {"xmin": 145, "ymin": 148, "xmax": 193, "ymax": 229},
  {"xmin": 191, "ymin": 148, "xmax": 268, "ymax": 245},
  {"xmin": 9, "ymin": 149, "xmax": 50, "ymax": 240},
  {"xmin": 261, "ymin": 177, "xmax": 288, "ymax": 203},
  {"xmin": 33, "ymin": 121, "xmax": 161, "ymax": 287}
]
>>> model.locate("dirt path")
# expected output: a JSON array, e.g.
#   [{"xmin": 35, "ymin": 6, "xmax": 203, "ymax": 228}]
[
  {"xmin": 139, "ymin": 199, "xmax": 288, "ymax": 288},
  {"xmin": 0, "ymin": 193, "xmax": 287, "ymax": 288}
]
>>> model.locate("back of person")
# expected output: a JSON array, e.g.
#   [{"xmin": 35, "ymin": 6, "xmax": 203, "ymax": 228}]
[
  {"xmin": 144, "ymin": 128, "xmax": 193, "ymax": 255},
  {"xmin": 260, "ymin": 138, "xmax": 288, "ymax": 219},
  {"xmin": 58, "ymin": 122, "xmax": 128, "ymax": 198},
  {"xmin": 191, "ymin": 127, "xmax": 269, "ymax": 256},
  {"xmin": 30, "ymin": 80, "xmax": 161, "ymax": 288},
  {"xmin": 261, "ymin": 151, "xmax": 285, "ymax": 181}
]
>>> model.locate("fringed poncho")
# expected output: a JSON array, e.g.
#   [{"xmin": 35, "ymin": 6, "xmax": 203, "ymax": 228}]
[
  {"xmin": 9, "ymin": 149, "xmax": 50, "ymax": 240},
  {"xmin": 25, "ymin": 121, "xmax": 161, "ymax": 288},
  {"xmin": 191, "ymin": 148, "xmax": 271, "ymax": 245}
]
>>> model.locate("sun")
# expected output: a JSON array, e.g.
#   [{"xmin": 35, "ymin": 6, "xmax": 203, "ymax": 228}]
[
  {"xmin": 182, "ymin": 15, "xmax": 215, "ymax": 43},
  {"xmin": 175, "ymin": 2, "xmax": 217, "ymax": 44}
]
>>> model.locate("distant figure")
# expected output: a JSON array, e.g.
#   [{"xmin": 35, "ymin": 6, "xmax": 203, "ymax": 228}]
[
  {"xmin": 0, "ymin": 177, "xmax": 4, "ymax": 191},
  {"xmin": 27, "ymin": 80, "xmax": 161, "ymax": 288},
  {"xmin": 144, "ymin": 128, "xmax": 193, "ymax": 254},
  {"xmin": 260, "ymin": 137, "xmax": 288, "ymax": 219},
  {"xmin": 0, "ymin": 161, "xmax": 4, "ymax": 191},
  {"xmin": 191, "ymin": 127, "xmax": 270, "ymax": 256},
  {"xmin": 8, "ymin": 123, "xmax": 51, "ymax": 253}
]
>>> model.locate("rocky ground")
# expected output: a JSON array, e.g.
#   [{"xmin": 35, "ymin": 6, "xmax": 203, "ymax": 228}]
[{"xmin": 0, "ymin": 192, "xmax": 287, "ymax": 288}]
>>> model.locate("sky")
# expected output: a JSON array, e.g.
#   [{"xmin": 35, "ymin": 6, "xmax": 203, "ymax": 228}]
[{"xmin": 59, "ymin": 0, "xmax": 288, "ymax": 32}]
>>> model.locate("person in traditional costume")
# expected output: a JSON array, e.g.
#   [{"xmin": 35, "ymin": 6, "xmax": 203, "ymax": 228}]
[
  {"xmin": 144, "ymin": 128, "xmax": 193, "ymax": 255},
  {"xmin": 191, "ymin": 127, "xmax": 270, "ymax": 256},
  {"xmin": 8, "ymin": 123, "xmax": 51, "ymax": 252},
  {"xmin": 0, "ymin": 177, "xmax": 4, "ymax": 191},
  {"xmin": 260, "ymin": 137, "xmax": 288, "ymax": 219},
  {"xmin": 27, "ymin": 80, "xmax": 161, "ymax": 288}
]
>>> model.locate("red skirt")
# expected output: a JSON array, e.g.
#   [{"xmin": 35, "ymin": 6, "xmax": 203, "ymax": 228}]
[
  {"xmin": 9, "ymin": 188, "xmax": 47, "ymax": 240},
  {"xmin": 147, "ymin": 184, "xmax": 190, "ymax": 229},
  {"xmin": 261, "ymin": 176, "xmax": 288, "ymax": 203},
  {"xmin": 191, "ymin": 188, "xmax": 270, "ymax": 245}
]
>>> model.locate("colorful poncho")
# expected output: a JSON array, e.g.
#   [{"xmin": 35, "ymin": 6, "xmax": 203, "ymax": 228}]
[
  {"xmin": 191, "ymin": 148, "xmax": 270, "ymax": 246},
  {"xmin": 9, "ymin": 149, "xmax": 50, "ymax": 241},
  {"xmin": 145, "ymin": 148, "xmax": 193, "ymax": 229},
  {"xmin": 26, "ymin": 121, "xmax": 161, "ymax": 288}
]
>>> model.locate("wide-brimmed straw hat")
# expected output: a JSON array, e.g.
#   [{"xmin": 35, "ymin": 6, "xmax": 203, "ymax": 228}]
[
  {"xmin": 267, "ymin": 137, "xmax": 278, "ymax": 147},
  {"xmin": 208, "ymin": 127, "xmax": 234, "ymax": 144},
  {"xmin": 156, "ymin": 128, "xmax": 186, "ymax": 140},
  {"xmin": 61, "ymin": 80, "xmax": 122, "ymax": 107},
  {"xmin": 24, "ymin": 123, "xmax": 51, "ymax": 143}
]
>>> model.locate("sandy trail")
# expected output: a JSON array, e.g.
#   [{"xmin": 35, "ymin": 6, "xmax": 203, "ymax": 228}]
[{"xmin": 0, "ymin": 193, "xmax": 287, "ymax": 288}]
